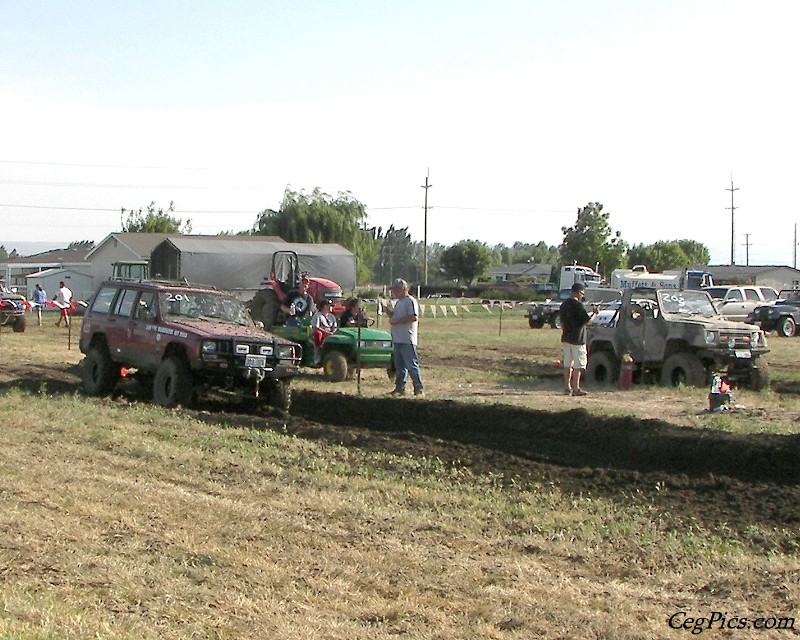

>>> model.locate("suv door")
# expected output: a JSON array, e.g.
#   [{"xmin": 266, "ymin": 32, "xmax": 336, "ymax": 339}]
[
  {"xmin": 128, "ymin": 290, "xmax": 162, "ymax": 372},
  {"xmin": 716, "ymin": 288, "xmax": 746, "ymax": 321}
]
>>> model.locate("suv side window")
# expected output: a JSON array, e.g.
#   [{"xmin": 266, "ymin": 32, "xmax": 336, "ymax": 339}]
[
  {"xmin": 134, "ymin": 291, "xmax": 157, "ymax": 322},
  {"xmin": 113, "ymin": 288, "xmax": 138, "ymax": 318},
  {"xmin": 743, "ymin": 288, "xmax": 760, "ymax": 302},
  {"xmin": 90, "ymin": 286, "xmax": 118, "ymax": 314},
  {"xmin": 726, "ymin": 289, "xmax": 744, "ymax": 302},
  {"xmin": 760, "ymin": 288, "xmax": 778, "ymax": 301}
]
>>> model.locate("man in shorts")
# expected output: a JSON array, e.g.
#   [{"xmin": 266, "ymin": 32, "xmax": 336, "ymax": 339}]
[{"xmin": 559, "ymin": 282, "xmax": 597, "ymax": 396}]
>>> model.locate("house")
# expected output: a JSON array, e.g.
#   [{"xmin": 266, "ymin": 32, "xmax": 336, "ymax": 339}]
[
  {"xmin": 83, "ymin": 232, "xmax": 179, "ymax": 285},
  {"xmin": 485, "ymin": 263, "xmax": 553, "ymax": 284},
  {"xmin": 1, "ymin": 245, "xmax": 94, "ymax": 297},
  {"xmin": 700, "ymin": 265, "xmax": 800, "ymax": 291},
  {"xmin": 149, "ymin": 236, "xmax": 356, "ymax": 297}
]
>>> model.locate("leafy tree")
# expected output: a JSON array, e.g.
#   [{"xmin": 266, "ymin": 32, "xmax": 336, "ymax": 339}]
[
  {"xmin": 626, "ymin": 240, "xmax": 711, "ymax": 272},
  {"xmin": 253, "ymin": 187, "xmax": 379, "ymax": 284},
  {"xmin": 560, "ymin": 202, "xmax": 627, "ymax": 276},
  {"xmin": 440, "ymin": 240, "xmax": 494, "ymax": 285},
  {"xmin": 375, "ymin": 226, "xmax": 416, "ymax": 285},
  {"xmin": 121, "ymin": 201, "xmax": 191, "ymax": 234},
  {"xmin": 494, "ymin": 241, "xmax": 560, "ymax": 266}
]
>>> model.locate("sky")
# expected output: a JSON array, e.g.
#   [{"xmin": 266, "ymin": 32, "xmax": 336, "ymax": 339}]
[{"xmin": 1, "ymin": 0, "xmax": 798, "ymax": 266}]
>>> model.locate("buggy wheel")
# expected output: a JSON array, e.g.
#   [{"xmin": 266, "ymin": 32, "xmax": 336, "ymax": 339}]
[
  {"xmin": 777, "ymin": 316, "xmax": 796, "ymax": 337},
  {"xmin": 82, "ymin": 345, "xmax": 120, "ymax": 396},
  {"xmin": 528, "ymin": 317, "xmax": 545, "ymax": 329},
  {"xmin": 586, "ymin": 351, "xmax": 619, "ymax": 386},
  {"xmin": 153, "ymin": 356, "xmax": 193, "ymax": 407},
  {"xmin": 268, "ymin": 379, "xmax": 292, "ymax": 413},
  {"xmin": 13, "ymin": 315, "xmax": 26, "ymax": 333},
  {"xmin": 322, "ymin": 351, "xmax": 348, "ymax": 382},
  {"xmin": 660, "ymin": 353, "xmax": 706, "ymax": 388}
]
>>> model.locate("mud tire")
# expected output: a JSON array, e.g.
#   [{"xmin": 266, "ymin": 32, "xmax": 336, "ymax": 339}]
[
  {"xmin": 777, "ymin": 316, "xmax": 796, "ymax": 338},
  {"xmin": 268, "ymin": 379, "xmax": 292, "ymax": 413},
  {"xmin": 251, "ymin": 289, "xmax": 280, "ymax": 329},
  {"xmin": 322, "ymin": 350, "xmax": 348, "ymax": 382},
  {"xmin": 82, "ymin": 346, "xmax": 120, "ymax": 396},
  {"xmin": 528, "ymin": 317, "xmax": 545, "ymax": 329},
  {"xmin": 153, "ymin": 356, "xmax": 193, "ymax": 407},
  {"xmin": 549, "ymin": 314, "xmax": 562, "ymax": 330},
  {"xmin": 748, "ymin": 365, "xmax": 771, "ymax": 392},
  {"xmin": 586, "ymin": 351, "xmax": 619, "ymax": 387},
  {"xmin": 13, "ymin": 315, "xmax": 26, "ymax": 333},
  {"xmin": 660, "ymin": 353, "xmax": 706, "ymax": 388}
]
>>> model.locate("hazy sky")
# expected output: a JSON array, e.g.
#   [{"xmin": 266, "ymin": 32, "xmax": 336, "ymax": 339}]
[{"xmin": 2, "ymin": 0, "xmax": 798, "ymax": 266}]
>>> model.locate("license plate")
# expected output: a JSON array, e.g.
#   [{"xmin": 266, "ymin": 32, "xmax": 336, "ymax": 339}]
[
  {"xmin": 734, "ymin": 349, "xmax": 751, "ymax": 359},
  {"xmin": 245, "ymin": 354, "xmax": 267, "ymax": 367}
]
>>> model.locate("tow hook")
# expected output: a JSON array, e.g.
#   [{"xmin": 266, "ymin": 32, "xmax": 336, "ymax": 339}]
[{"xmin": 244, "ymin": 367, "xmax": 266, "ymax": 397}]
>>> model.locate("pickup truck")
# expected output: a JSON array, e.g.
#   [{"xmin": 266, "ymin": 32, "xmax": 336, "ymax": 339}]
[{"xmin": 703, "ymin": 285, "xmax": 779, "ymax": 322}]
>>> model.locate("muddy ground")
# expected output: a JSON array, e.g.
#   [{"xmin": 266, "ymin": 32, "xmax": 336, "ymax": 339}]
[{"xmin": 2, "ymin": 360, "xmax": 800, "ymax": 546}]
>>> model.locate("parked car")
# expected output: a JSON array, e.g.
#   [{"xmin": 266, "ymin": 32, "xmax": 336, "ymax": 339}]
[
  {"xmin": 746, "ymin": 289, "xmax": 800, "ymax": 337},
  {"xmin": 79, "ymin": 279, "xmax": 301, "ymax": 412},
  {"xmin": 703, "ymin": 285, "xmax": 779, "ymax": 322}
]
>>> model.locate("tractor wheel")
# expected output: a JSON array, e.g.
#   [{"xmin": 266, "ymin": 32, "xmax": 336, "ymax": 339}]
[
  {"xmin": 748, "ymin": 365, "xmax": 771, "ymax": 391},
  {"xmin": 268, "ymin": 379, "xmax": 292, "ymax": 413},
  {"xmin": 153, "ymin": 356, "xmax": 193, "ymax": 407},
  {"xmin": 13, "ymin": 315, "xmax": 26, "ymax": 333},
  {"xmin": 549, "ymin": 314, "xmax": 561, "ymax": 330},
  {"xmin": 586, "ymin": 351, "xmax": 619, "ymax": 387},
  {"xmin": 322, "ymin": 351, "xmax": 348, "ymax": 382},
  {"xmin": 251, "ymin": 289, "xmax": 280, "ymax": 329},
  {"xmin": 82, "ymin": 345, "xmax": 120, "ymax": 396},
  {"xmin": 777, "ymin": 316, "xmax": 797, "ymax": 338},
  {"xmin": 660, "ymin": 353, "xmax": 706, "ymax": 388}
]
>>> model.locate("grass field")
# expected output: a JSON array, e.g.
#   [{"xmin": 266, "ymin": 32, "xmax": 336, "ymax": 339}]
[{"xmin": 1, "ymin": 310, "xmax": 799, "ymax": 639}]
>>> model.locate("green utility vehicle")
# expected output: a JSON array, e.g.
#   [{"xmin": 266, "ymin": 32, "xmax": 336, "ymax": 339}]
[{"xmin": 272, "ymin": 317, "xmax": 394, "ymax": 382}]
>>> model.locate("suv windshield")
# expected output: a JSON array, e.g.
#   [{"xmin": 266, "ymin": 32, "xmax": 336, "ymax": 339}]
[
  {"xmin": 658, "ymin": 290, "xmax": 717, "ymax": 316},
  {"xmin": 158, "ymin": 291, "xmax": 253, "ymax": 325}
]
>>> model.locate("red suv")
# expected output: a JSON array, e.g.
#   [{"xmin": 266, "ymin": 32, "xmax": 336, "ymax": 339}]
[{"xmin": 79, "ymin": 280, "xmax": 301, "ymax": 412}]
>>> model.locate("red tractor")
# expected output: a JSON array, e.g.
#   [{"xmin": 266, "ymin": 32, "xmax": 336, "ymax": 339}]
[{"xmin": 249, "ymin": 250, "xmax": 345, "ymax": 329}]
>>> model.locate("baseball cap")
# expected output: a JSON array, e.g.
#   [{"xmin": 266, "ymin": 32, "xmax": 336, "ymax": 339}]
[{"xmin": 390, "ymin": 278, "xmax": 409, "ymax": 290}]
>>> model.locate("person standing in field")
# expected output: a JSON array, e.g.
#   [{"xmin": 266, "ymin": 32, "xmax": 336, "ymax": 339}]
[
  {"xmin": 32, "ymin": 284, "xmax": 47, "ymax": 326},
  {"xmin": 53, "ymin": 281, "xmax": 73, "ymax": 329},
  {"xmin": 558, "ymin": 282, "xmax": 597, "ymax": 396},
  {"xmin": 382, "ymin": 278, "xmax": 424, "ymax": 397}
]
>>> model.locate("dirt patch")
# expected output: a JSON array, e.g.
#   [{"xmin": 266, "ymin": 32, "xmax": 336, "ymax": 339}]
[{"xmin": 3, "ymin": 362, "xmax": 799, "ymax": 544}]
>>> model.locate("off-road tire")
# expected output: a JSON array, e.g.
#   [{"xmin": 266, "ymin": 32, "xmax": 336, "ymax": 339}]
[
  {"xmin": 322, "ymin": 350, "xmax": 348, "ymax": 382},
  {"xmin": 528, "ymin": 317, "xmax": 545, "ymax": 329},
  {"xmin": 251, "ymin": 289, "xmax": 280, "ymax": 329},
  {"xmin": 153, "ymin": 356, "xmax": 193, "ymax": 407},
  {"xmin": 660, "ymin": 352, "xmax": 706, "ymax": 388},
  {"xmin": 13, "ymin": 315, "xmax": 26, "ymax": 333},
  {"xmin": 777, "ymin": 316, "xmax": 797, "ymax": 338},
  {"xmin": 549, "ymin": 314, "xmax": 562, "ymax": 330},
  {"xmin": 268, "ymin": 379, "xmax": 292, "ymax": 413},
  {"xmin": 586, "ymin": 350, "xmax": 619, "ymax": 387},
  {"xmin": 82, "ymin": 345, "xmax": 120, "ymax": 396},
  {"xmin": 748, "ymin": 365, "xmax": 771, "ymax": 391}
]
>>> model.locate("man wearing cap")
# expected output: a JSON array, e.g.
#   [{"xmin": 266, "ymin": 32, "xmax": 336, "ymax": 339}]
[
  {"xmin": 558, "ymin": 282, "xmax": 597, "ymax": 396},
  {"xmin": 383, "ymin": 278, "xmax": 424, "ymax": 396}
]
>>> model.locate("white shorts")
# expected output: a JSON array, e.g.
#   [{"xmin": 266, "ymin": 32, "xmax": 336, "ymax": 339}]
[{"xmin": 562, "ymin": 343, "xmax": 588, "ymax": 370}]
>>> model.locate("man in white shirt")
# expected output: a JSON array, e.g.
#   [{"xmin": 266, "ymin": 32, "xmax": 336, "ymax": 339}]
[
  {"xmin": 53, "ymin": 281, "xmax": 73, "ymax": 328},
  {"xmin": 383, "ymin": 278, "xmax": 424, "ymax": 396}
]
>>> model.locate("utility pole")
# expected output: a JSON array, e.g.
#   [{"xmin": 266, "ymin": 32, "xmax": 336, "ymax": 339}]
[
  {"xmin": 726, "ymin": 176, "xmax": 738, "ymax": 266},
  {"xmin": 743, "ymin": 233, "xmax": 751, "ymax": 266},
  {"xmin": 421, "ymin": 170, "xmax": 432, "ymax": 286},
  {"xmin": 794, "ymin": 223, "xmax": 798, "ymax": 270}
]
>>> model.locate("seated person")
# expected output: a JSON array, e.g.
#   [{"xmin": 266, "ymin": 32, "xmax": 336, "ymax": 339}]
[
  {"xmin": 310, "ymin": 300, "xmax": 337, "ymax": 362},
  {"xmin": 282, "ymin": 277, "xmax": 316, "ymax": 326},
  {"xmin": 339, "ymin": 297, "xmax": 370, "ymax": 327}
]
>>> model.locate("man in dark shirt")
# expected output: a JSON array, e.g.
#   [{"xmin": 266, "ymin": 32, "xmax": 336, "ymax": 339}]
[{"xmin": 559, "ymin": 282, "xmax": 597, "ymax": 396}]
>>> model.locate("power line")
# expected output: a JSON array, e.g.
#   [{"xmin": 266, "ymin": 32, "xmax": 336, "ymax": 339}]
[
  {"xmin": 0, "ymin": 203, "xmax": 259, "ymax": 214},
  {"xmin": 0, "ymin": 179, "xmax": 261, "ymax": 190},
  {"xmin": 0, "ymin": 158, "xmax": 219, "ymax": 170}
]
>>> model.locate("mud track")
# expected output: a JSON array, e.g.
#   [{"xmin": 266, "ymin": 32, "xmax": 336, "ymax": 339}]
[{"xmin": 4, "ymin": 363, "xmax": 800, "ymax": 544}]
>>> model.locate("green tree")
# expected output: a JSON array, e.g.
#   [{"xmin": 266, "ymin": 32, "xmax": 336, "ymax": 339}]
[
  {"xmin": 627, "ymin": 240, "xmax": 711, "ymax": 271},
  {"xmin": 440, "ymin": 240, "xmax": 494, "ymax": 286},
  {"xmin": 560, "ymin": 202, "xmax": 627, "ymax": 277},
  {"xmin": 375, "ymin": 226, "xmax": 416, "ymax": 285},
  {"xmin": 253, "ymin": 188, "xmax": 379, "ymax": 284},
  {"xmin": 121, "ymin": 201, "xmax": 191, "ymax": 233}
]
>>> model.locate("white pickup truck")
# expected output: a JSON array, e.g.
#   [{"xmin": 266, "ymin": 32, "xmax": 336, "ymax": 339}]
[{"xmin": 703, "ymin": 285, "xmax": 779, "ymax": 322}]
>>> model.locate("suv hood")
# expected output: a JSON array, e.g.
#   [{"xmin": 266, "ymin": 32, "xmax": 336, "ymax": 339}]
[{"xmin": 167, "ymin": 318, "xmax": 293, "ymax": 343}]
